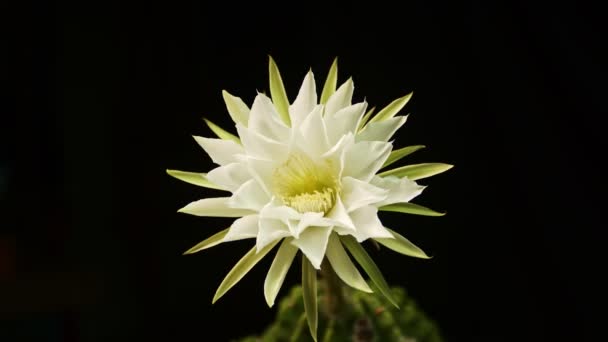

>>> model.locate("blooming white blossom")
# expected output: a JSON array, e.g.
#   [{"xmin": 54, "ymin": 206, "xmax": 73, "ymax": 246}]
[{"xmin": 168, "ymin": 57, "xmax": 451, "ymax": 341}]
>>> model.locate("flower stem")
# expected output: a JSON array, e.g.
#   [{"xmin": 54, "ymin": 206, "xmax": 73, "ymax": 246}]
[{"xmin": 320, "ymin": 259, "xmax": 345, "ymax": 318}]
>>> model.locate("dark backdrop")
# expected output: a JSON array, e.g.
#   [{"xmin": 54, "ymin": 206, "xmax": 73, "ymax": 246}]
[{"xmin": 3, "ymin": 1, "xmax": 605, "ymax": 341}]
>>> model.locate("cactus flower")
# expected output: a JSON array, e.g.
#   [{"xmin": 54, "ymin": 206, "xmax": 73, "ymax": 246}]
[{"xmin": 168, "ymin": 57, "xmax": 451, "ymax": 341}]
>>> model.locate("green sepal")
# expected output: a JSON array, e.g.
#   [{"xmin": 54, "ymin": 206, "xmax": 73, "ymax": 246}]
[
  {"xmin": 166, "ymin": 169, "xmax": 225, "ymax": 190},
  {"xmin": 379, "ymin": 163, "xmax": 453, "ymax": 180},
  {"xmin": 264, "ymin": 239, "xmax": 298, "ymax": 307},
  {"xmin": 357, "ymin": 106, "xmax": 376, "ymax": 132},
  {"xmin": 375, "ymin": 228, "xmax": 430, "ymax": 259},
  {"xmin": 325, "ymin": 233, "xmax": 372, "ymax": 293},
  {"xmin": 212, "ymin": 240, "xmax": 280, "ymax": 304},
  {"xmin": 203, "ymin": 118, "xmax": 241, "ymax": 144},
  {"xmin": 320, "ymin": 57, "xmax": 338, "ymax": 105},
  {"xmin": 379, "ymin": 202, "xmax": 445, "ymax": 217},
  {"xmin": 183, "ymin": 228, "xmax": 229, "ymax": 255},
  {"xmin": 382, "ymin": 145, "xmax": 426, "ymax": 168},
  {"xmin": 221, "ymin": 90, "xmax": 250, "ymax": 125},
  {"xmin": 268, "ymin": 56, "xmax": 291, "ymax": 126},
  {"xmin": 301, "ymin": 255, "xmax": 318, "ymax": 342},
  {"xmin": 369, "ymin": 92, "xmax": 413, "ymax": 123},
  {"xmin": 340, "ymin": 235, "xmax": 399, "ymax": 308}
]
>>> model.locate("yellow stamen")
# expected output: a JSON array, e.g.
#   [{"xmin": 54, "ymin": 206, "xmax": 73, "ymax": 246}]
[{"xmin": 273, "ymin": 153, "xmax": 339, "ymax": 214}]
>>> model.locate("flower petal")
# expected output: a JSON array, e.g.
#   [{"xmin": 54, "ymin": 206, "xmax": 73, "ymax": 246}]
[
  {"xmin": 370, "ymin": 175, "xmax": 425, "ymax": 207},
  {"xmin": 178, "ymin": 197, "xmax": 255, "ymax": 217},
  {"xmin": 236, "ymin": 124, "xmax": 289, "ymax": 161},
  {"xmin": 357, "ymin": 116, "xmax": 407, "ymax": 142},
  {"xmin": 290, "ymin": 71, "xmax": 317, "ymax": 126},
  {"xmin": 227, "ymin": 179, "xmax": 270, "ymax": 211},
  {"xmin": 249, "ymin": 93, "xmax": 290, "ymax": 142},
  {"xmin": 257, "ymin": 217, "xmax": 292, "ymax": 252},
  {"xmin": 342, "ymin": 141, "xmax": 392, "ymax": 182},
  {"xmin": 193, "ymin": 136, "xmax": 244, "ymax": 166},
  {"xmin": 340, "ymin": 176, "xmax": 388, "ymax": 212},
  {"xmin": 224, "ymin": 215, "xmax": 260, "ymax": 242},
  {"xmin": 326, "ymin": 195, "xmax": 355, "ymax": 231},
  {"xmin": 222, "ymin": 90, "xmax": 250, "ymax": 126},
  {"xmin": 325, "ymin": 78, "xmax": 353, "ymax": 117},
  {"xmin": 349, "ymin": 205, "xmax": 394, "ymax": 242},
  {"xmin": 291, "ymin": 226, "xmax": 332, "ymax": 269},
  {"xmin": 298, "ymin": 105, "xmax": 330, "ymax": 157},
  {"xmin": 324, "ymin": 102, "xmax": 367, "ymax": 146},
  {"xmin": 295, "ymin": 212, "xmax": 334, "ymax": 238},
  {"xmin": 243, "ymin": 156, "xmax": 279, "ymax": 197},
  {"xmin": 206, "ymin": 163, "xmax": 252, "ymax": 192}
]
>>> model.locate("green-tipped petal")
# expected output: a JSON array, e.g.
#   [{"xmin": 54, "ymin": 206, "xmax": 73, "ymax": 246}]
[
  {"xmin": 357, "ymin": 106, "xmax": 376, "ymax": 132},
  {"xmin": 375, "ymin": 228, "xmax": 430, "ymax": 259},
  {"xmin": 382, "ymin": 145, "xmax": 426, "ymax": 168},
  {"xmin": 320, "ymin": 57, "xmax": 338, "ymax": 105},
  {"xmin": 369, "ymin": 92, "xmax": 413, "ymax": 123},
  {"xmin": 264, "ymin": 239, "xmax": 298, "ymax": 307},
  {"xmin": 203, "ymin": 118, "xmax": 241, "ymax": 144},
  {"xmin": 379, "ymin": 202, "xmax": 445, "ymax": 217},
  {"xmin": 302, "ymin": 255, "xmax": 318, "ymax": 342},
  {"xmin": 325, "ymin": 233, "xmax": 372, "ymax": 293},
  {"xmin": 379, "ymin": 163, "xmax": 453, "ymax": 180},
  {"xmin": 268, "ymin": 56, "xmax": 291, "ymax": 126},
  {"xmin": 212, "ymin": 240, "xmax": 280, "ymax": 304},
  {"xmin": 166, "ymin": 169, "xmax": 225, "ymax": 190},
  {"xmin": 340, "ymin": 235, "xmax": 399, "ymax": 308},
  {"xmin": 183, "ymin": 229, "xmax": 229, "ymax": 255},
  {"xmin": 222, "ymin": 90, "xmax": 249, "ymax": 125}
]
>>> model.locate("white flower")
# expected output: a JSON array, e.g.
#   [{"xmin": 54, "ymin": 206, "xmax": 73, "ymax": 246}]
[{"xmin": 168, "ymin": 57, "xmax": 451, "ymax": 341}]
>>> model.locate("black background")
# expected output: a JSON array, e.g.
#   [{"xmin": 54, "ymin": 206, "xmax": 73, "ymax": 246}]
[{"xmin": 2, "ymin": 1, "xmax": 605, "ymax": 341}]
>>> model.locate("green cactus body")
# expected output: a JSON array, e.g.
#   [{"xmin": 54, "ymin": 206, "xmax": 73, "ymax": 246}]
[{"xmin": 236, "ymin": 285, "xmax": 443, "ymax": 342}]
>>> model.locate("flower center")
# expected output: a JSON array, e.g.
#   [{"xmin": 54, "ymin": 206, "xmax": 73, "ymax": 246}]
[{"xmin": 272, "ymin": 153, "xmax": 339, "ymax": 214}]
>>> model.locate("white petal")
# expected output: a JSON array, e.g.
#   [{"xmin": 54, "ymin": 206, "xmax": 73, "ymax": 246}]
[
  {"xmin": 257, "ymin": 217, "xmax": 291, "ymax": 252},
  {"xmin": 342, "ymin": 141, "xmax": 392, "ymax": 182},
  {"xmin": 326, "ymin": 195, "xmax": 355, "ymax": 230},
  {"xmin": 193, "ymin": 136, "xmax": 244, "ymax": 166},
  {"xmin": 291, "ymin": 226, "xmax": 332, "ymax": 269},
  {"xmin": 325, "ymin": 78, "xmax": 354, "ymax": 117},
  {"xmin": 249, "ymin": 93, "xmax": 290, "ymax": 142},
  {"xmin": 222, "ymin": 90, "xmax": 250, "ymax": 126},
  {"xmin": 227, "ymin": 179, "xmax": 270, "ymax": 211},
  {"xmin": 324, "ymin": 102, "xmax": 367, "ymax": 146},
  {"xmin": 237, "ymin": 124, "xmax": 289, "ymax": 161},
  {"xmin": 178, "ymin": 197, "xmax": 255, "ymax": 217},
  {"xmin": 349, "ymin": 205, "xmax": 394, "ymax": 242},
  {"xmin": 294, "ymin": 212, "xmax": 334, "ymax": 238},
  {"xmin": 206, "ymin": 163, "xmax": 252, "ymax": 192},
  {"xmin": 357, "ymin": 116, "xmax": 407, "ymax": 142},
  {"xmin": 340, "ymin": 176, "xmax": 388, "ymax": 212},
  {"xmin": 289, "ymin": 71, "xmax": 317, "ymax": 126},
  {"xmin": 371, "ymin": 176, "xmax": 425, "ymax": 207},
  {"xmin": 259, "ymin": 202, "xmax": 301, "ymax": 221},
  {"xmin": 298, "ymin": 106, "xmax": 330, "ymax": 157},
  {"xmin": 224, "ymin": 215, "xmax": 260, "ymax": 242},
  {"xmin": 322, "ymin": 132, "xmax": 355, "ymax": 178},
  {"xmin": 243, "ymin": 156, "xmax": 278, "ymax": 197}
]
